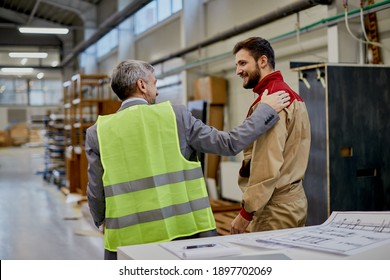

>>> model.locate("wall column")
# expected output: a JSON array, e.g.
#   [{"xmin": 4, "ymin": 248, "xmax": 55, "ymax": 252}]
[{"xmin": 181, "ymin": 0, "xmax": 205, "ymax": 102}]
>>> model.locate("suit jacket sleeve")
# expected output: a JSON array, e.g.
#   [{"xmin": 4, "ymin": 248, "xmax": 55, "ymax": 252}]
[
  {"xmin": 85, "ymin": 124, "xmax": 106, "ymax": 228},
  {"xmin": 177, "ymin": 103, "xmax": 279, "ymax": 156}
]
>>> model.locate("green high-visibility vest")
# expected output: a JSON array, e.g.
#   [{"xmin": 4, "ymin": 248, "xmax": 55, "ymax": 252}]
[{"xmin": 96, "ymin": 101, "xmax": 216, "ymax": 252}]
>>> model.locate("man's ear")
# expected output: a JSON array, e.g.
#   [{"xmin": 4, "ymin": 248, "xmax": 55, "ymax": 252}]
[
  {"xmin": 137, "ymin": 79, "xmax": 146, "ymax": 93},
  {"xmin": 257, "ymin": 55, "xmax": 268, "ymax": 69}
]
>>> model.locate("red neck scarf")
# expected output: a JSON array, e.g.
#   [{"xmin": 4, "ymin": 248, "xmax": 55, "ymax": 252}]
[{"xmin": 247, "ymin": 70, "xmax": 302, "ymax": 116}]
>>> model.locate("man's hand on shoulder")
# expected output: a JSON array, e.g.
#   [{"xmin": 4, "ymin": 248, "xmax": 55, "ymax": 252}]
[{"xmin": 261, "ymin": 89, "xmax": 290, "ymax": 112}]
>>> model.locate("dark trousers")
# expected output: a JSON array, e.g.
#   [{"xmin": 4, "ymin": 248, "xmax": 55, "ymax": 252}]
[{"xmin": 104, "ymin": 249, "xmax": 117, "ymax": 260}]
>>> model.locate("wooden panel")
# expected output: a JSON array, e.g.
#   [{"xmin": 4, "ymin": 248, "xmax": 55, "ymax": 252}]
[
  {"xmin": 210, "ymin": 199, "xmax": 241, "ymax": 212},
  {"xmin": 98, "ymin": 100, "xmax": 121, "ymax": 115}
]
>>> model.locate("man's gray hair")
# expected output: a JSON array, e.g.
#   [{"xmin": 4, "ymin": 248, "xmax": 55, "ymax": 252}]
[{"xmin": 111, "ymin": 59, "xmax": 155, "ymax": 100}]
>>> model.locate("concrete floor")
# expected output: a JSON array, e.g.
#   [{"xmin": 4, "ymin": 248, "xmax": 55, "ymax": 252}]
[{"xmin": 0, "ymin": 146, "xmax": 104, "ymax": 260}]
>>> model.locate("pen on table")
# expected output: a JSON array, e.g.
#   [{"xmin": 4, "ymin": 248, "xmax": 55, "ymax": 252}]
[{"xmin": 184, "ymin": 244, "xmax": 216, "ymax": 250}]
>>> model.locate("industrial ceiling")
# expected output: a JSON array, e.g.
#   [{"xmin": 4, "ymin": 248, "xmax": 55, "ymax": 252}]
[
  {"xmin": 0, "ymin": 0, "xmax": 103, "ymax": 71},
  {"xmin": 0, "ymin": 0, "xmax": 151, "ymax": 74}
]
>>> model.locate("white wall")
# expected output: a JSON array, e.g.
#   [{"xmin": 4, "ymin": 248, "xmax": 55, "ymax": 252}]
[
  {"xmin": 98, "ymin": 51, "xmax": 118, "ymax": 76},
  {"xmin": 0, "ymin": 108, "xmax": 7, "ymax": 129},
  {"xmin": 135, "ymin": 16, "xmax": 182, "ymax": 62}
]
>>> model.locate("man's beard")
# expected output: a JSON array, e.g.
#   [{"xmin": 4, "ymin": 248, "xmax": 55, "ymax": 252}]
[{"xmin": 243, "ymin": 68, "xmax": 261, "ymax": 89}]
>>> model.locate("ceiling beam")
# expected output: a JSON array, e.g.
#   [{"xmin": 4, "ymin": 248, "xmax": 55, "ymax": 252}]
[
  {"xmin": 61, "ymin": 0, "xmax": 152, "ymax": 66},
  {"xmin": 27, "ymin": 0, "xmax": 42, "ymax": 25}
]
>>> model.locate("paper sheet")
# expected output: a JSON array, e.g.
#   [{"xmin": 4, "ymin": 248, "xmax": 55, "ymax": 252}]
[
  {"xmin": 160, "ymin": 241, "xmax": 241, "ymax": 259},
  {"xmin": 232, "ymin": 211, "xmax": 390, "ymax": 256}
]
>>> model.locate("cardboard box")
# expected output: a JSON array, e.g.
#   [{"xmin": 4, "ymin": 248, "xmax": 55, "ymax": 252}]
[
  {"xmin": 9, "ymin": 123, "xmax": 29, "ymax": 145},
  {"xmin": 194, "ymin": 76, "xmax": 227, "ymax": 104},
  {"xmin": 0, "ymin": 130, "xmax": 11, "ymax": 147}
]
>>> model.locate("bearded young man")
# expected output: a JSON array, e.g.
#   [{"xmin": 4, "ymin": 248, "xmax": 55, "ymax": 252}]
[{"xmin": 230, "ymin": 37, "xmax": 311, "ymax": 234}]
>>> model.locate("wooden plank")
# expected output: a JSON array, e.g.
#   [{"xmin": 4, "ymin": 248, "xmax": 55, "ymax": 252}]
[
  {"xmin": 214, "ymin": 211, "xmax": 236, "ymax": 235},
  {"xmin": 213, "ymin": 211, "xmax": 249, "ymax": 236},
  {"xmin": 209, "ymin": 199, "xmax": 241, "ymax": 213}
]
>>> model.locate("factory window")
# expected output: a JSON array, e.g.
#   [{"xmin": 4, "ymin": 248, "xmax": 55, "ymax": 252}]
[
  {"xmin": 96, "ymin": 28, "xmax": 119, "ymax": 59},
  {"xmin": 0, "ymin": 78, "xmax": 27, "ymax": 105},
  {"xmin": 0, "ymin": 78, "xmax": 62, "ymax": 106},
  {"xmin": 134, "ymin": 0, "xmax": 182, "ymax": 35},
  {"xmin": 158, "ymin": 0, "xmax": 171, "ymax": 21},
  {"xmin": 80, "ymin": 45, "xmax": 96, "ymax": 71},
  {"xmin": 29, "ymin": 80, "xmax": 62, "ymax": 106},
  {"xmin": 172, "ymin": 0, "xmax": 182, "ymax": 13}
]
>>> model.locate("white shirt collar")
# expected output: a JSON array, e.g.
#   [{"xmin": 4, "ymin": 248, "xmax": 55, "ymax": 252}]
[{"xmin": 121, "ymin": 97, "xmax": 148, "ymax": 106}]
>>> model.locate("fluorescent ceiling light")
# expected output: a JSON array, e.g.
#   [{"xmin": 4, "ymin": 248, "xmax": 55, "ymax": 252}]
[
  {"xmin": 9, "ymin": 52, "xmax": 48, "ymax": 58},
  {"xmin": 1, "ymin": 68, "xmax": 34, "ymax": 73},
  {"xmin": 18, "ymin": 27, "xmax": 69, "ymax": 34}
]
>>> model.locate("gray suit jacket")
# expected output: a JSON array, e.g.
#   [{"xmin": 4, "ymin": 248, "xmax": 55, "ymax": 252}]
[{"xmin": 85, "ymin": 98, "xmax": 279, "ymax": 227}]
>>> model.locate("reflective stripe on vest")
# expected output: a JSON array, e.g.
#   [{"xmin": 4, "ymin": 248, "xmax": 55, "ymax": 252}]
[{"xmin": 97, "ymin": 101, "xmax": 215, "ymax": 251}]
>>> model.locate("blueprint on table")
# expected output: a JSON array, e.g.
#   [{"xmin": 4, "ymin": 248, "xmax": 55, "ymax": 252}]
[{"xmin": 232, "ymin": 211, "xmax": 390, "ymax": 255}]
